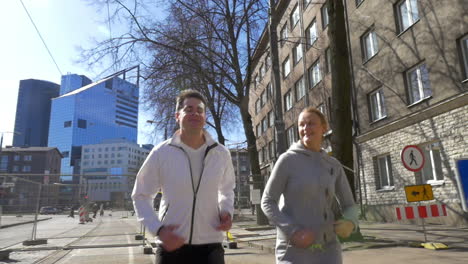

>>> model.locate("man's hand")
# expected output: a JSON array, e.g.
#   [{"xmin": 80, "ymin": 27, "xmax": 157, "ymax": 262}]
[
  {"xmin": 158, "ymin": 225, "xmax": 185, "ymax": 252},
  {"xmin": 216, "ymin": 212, "xmax": 232, "ymax": 231},
  {"xmin": 334, "ymin": 219, "xmax": 354, "ymax": 239},
  {"xmin": 290, "ymin": 229, "xmax": 314, "ymax": 248}
]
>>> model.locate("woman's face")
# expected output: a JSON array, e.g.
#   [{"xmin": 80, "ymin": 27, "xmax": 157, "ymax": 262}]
[{"xmin": 298, "ymin": 111, "xmax": 327, "ymax": 148}]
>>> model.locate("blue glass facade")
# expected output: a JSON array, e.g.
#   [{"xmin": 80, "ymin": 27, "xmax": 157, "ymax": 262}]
[
  {"xmin": 48, "ymin": 75, "xmax": 138, "ymax": 178},
  {"xmin": 59, "ymin": 74, "xmax": 92, "ymax": 96},
  {"xmin": 13, "ymin": 79, "xmax": 60, "ymax": 147}
]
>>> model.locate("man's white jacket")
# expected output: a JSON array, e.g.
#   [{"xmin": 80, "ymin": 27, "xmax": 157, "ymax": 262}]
[{"xmin": 131, "ymin": 131, "xmax": 235, "ymax": 245}]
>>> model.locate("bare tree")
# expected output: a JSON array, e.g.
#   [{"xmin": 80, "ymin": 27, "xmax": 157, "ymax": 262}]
[{"xmin": 81, "ymin": 0, "xmax": 270, "ymax": 224}]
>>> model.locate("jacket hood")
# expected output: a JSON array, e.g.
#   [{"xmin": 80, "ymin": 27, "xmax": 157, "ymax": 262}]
[{"xmin": 288, "ymin": 141, "xmax": 327, "ymax": 157}]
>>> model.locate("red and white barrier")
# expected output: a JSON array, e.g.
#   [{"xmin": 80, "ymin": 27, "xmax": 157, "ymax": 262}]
[
  {"xmin": 396, "ymin": 204, "xmax": 447, "ymax": 220},
  {"xmin": 78, "ymin": 206, "xmax": 86, "ymax": 224}
]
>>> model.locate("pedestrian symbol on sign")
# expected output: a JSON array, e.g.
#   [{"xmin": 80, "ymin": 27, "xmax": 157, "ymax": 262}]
[{"xmin": 401, "ymin": 145, "xmax": 425, "ymax": 172}]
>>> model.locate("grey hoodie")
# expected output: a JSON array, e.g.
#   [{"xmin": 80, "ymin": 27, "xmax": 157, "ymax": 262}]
[{"xmin": 261, "ymin": 142, "xmax": 358, "ymax": 264}]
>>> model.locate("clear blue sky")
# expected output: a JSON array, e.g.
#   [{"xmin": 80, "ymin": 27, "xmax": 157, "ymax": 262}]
[
  {"xmin": 0, "ymin": 0, "xmax": 158, "ymax": 147},
  {"xmin": 0, "ymin": 0, "xmax": 245, "ymax": 148}
]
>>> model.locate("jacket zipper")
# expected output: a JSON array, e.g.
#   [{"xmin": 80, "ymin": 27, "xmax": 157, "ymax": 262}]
[
  {"xmin": 161, "ymin": 204, "xmax": 169, "ymax": 222},
  {"xmin": 169, "ymin": 143, "xmax": 218, "ymax": 244}
]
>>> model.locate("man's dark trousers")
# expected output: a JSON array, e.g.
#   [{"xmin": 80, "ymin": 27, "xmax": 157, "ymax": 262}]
[{"xmin": 155, "ymin": 243, "xmax": 224, "ymax": 264}]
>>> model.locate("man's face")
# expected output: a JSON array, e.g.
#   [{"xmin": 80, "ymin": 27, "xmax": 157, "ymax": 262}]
[
  {"xmin": 175, "ymin": 97, "xmax": 206, "ymax": 132},
  {"xmin": 298, "ymin": 111, "xmax": 326, "ymax": 147}
]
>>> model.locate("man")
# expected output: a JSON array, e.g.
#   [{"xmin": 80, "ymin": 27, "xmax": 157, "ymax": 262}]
[{"xmin": 132, "ymin": 90, "xmax": 235, "ymax": 264}]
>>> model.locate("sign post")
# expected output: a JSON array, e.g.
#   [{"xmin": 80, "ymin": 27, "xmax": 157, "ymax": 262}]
[{"xmin": 400, "ymin": 145, "xmax": 447, "ymax": 250}]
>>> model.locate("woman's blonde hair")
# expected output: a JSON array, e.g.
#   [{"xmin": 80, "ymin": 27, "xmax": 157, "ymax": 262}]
[{"xmin": 299, "ymin": 106, "xmax": 329, "ymax": 131}]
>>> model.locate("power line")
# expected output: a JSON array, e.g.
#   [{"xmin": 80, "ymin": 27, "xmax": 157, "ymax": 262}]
[{"xmin": 19, "ymin": 0, "xmax": 63, "ymax": 76}]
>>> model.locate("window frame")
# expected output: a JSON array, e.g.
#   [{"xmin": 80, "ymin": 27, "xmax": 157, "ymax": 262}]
[
  {"xmin": 368, "ymin": 88, "xmax": 387, "ymax": 122},
  {"xmin": 306, "ymin": 20, "xmax": 318, "ymax": 48},
  {"xmin": 458, "ymin": 34, "xmax": 468, "ymax": 81},
  {"xmin": 361, "ymin": 28, "xmax": 379, "ymax": 62},
  {"xmin": 325, "ymin": 47, "xmax": 332, "ymax": 74},
  {"xmin": 280, "ymin": 23, "xmax": 288, "ymax": 47},
  {"xmin": 290, "ymin": 4, "xmax": 300, "ymax": 29},
  {"xmin": 284, "ymin": 90, "xmax": 293, "ymax": 112},
  {"xmin": 420, "ymin": 141, "xmax": 444, "ymax": 184},
  {"xmin": 294, "ymin": 77, "xmax": 306, "ymax": 101},
  {"xmin": 293, "ymin": 42, "xmax": 303, "ymax": 65},
  {"xmin": 376, "ymin": 154, "xmax": 394, "ymax": 190},
  {"xmin": 395, "ymin": 0, "xmax": 420, "ymax": 33},
  {"xmin": 309, "ymin": 59, "xmax": 322, "ymax": 88},
  {"xmin": 405, "ymin": 62, "xmax": 432, "ymax": 105},
  {"xmin": 321, "ymin": 2, "xmax": 329, "ymax": 29},
  {"xmin": 282, "ymin": 57, "xmax": 291, "ymax": 78}
]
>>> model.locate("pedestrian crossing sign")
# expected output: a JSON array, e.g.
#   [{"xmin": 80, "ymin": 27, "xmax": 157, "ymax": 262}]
[{"xmin": 404, "ymin": 184, "xmax": 434, "ymax": 202}]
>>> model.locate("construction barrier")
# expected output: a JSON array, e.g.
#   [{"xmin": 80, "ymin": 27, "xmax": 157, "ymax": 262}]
[
  {"xmin": 396, "ymin": 203, "xmax": 447, "ymax": 220},
  {"xmin": 78, "ymin": 206, "xmax": 86, "ymax": 224}
]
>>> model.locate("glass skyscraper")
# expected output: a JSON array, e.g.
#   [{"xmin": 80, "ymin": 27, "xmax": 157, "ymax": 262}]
[
  {"xmin": 48, "ymin": 74, "xmax": 138, "ymax": 179},
  {"xmin": 13, "ymin": 79, "xmax": 60, "ymax": 147}
]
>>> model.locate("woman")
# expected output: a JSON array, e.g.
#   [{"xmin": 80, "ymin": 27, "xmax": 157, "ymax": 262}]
[{"xmin": 261, "ymin": 107, "xmax": 358, "ymax": 264}]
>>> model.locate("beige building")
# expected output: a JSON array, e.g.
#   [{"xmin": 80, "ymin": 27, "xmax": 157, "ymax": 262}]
[{"xmin": 249, "ymin": 0, "xmax": 468, "ymax": 225}]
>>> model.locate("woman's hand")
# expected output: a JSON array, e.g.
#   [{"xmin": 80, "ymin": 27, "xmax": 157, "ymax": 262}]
[
  {"xmin": 334, "ymin": 219, "xmax": 354, "ymax": 238},
  {"xmin": 290, "ymin": 229, "xmax": 314, "ymax": 248}
]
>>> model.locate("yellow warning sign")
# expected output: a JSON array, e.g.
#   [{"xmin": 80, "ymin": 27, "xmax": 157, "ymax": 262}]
[{"xmin": 404, "ymin": 184, "xmax": 434, "ymax": 202}]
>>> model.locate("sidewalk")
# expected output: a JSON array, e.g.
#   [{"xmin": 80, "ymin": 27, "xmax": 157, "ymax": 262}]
[
  {"xmin": 0, "ymin": 214, "xmax": 52, "ymax": 229},
  {"xmin": 229, "ymin": 211, "xmax": 468, "ymax": 253}
]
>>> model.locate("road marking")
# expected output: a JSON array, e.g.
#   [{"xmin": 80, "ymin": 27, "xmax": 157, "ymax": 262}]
[{"xmin": 126, "ymin": 234, "xmax": 134, "ymax": 264}]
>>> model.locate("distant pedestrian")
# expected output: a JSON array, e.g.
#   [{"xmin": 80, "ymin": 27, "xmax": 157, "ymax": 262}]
[
  {"xmin": 250, "ymin": 201, "xmax": 255, "ymax": 215},
  {"xmin": 99, "ymin": 203, "xmax": 104, "ymax": 217},
  {"xmin": 132, "ymin": 89, "xmax": 235, "ymax": 264},
  {"xmin": 68, "ymin": 206, "xmax": 75, "ymax": 218},
  {"xmin": 261, "ymin": 106, "xmax": 358, "ymax": 264}
]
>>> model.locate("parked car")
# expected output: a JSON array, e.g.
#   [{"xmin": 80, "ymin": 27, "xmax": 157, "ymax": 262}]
[{"xmin": 39, "ymin": 206, "xmax": 59, "ymax": 215}]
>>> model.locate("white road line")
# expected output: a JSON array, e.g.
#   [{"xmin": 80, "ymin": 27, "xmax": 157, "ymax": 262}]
[{"xmin": 126, "ymin": 234, "xmax": 134, "ymax": 264}]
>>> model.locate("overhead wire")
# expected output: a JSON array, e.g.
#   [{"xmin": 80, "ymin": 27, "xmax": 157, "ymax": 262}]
[{"xmin": 19, "ymin": 0, "xmax": 63, "ymax": 76}]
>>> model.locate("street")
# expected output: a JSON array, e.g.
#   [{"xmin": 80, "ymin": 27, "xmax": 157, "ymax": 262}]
[{"xmin": 1, "ymin": 211, "xmax": 468, "ymax": 263}]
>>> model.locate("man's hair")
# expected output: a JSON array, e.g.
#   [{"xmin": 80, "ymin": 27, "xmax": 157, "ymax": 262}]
[
  {"xmin": 299, "ymin": 106, "xmax": 329, "ymax": 131},
  {"xmin": 175, "ymin": 89, "xmax": 207, "ymax": 112}
]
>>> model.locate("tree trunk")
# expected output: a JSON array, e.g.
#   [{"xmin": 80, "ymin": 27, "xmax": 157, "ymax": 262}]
[{"xmin": 328, "ymin": 0, "xmax": 355, "ymax": 197}]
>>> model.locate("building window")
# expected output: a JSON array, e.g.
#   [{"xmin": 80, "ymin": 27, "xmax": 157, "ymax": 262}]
[
  {"xmin": 266, "ymin": 54, "xmax": 271, "ymax": 70},
  {"xmin": 280, "ymin": 23, "xmax": 288, "ymax": 46},
  {"xmin": 421, "ymin": 142, "xmax": 444, "ymax": 183},
  {"xmin": 269, "ymin": 111, "xmax": 275, "ymax": 127},
  {"xmin": 375, "ymin": 155, "xmax": 394, "ymax": 190},
  {"xmin": 361, "ymin": 29, "xmax": 379, "ymax": 61},
  {"xmin": 356, "ymin": 0, "xmax": 364, "ymax": 7},
  {"xmin": 396, "ymin": 0, "xmax": 419, "ymax": 33},
  {"xmin": 255, "ymin": 99, "xmax": 260, "ymax": 114},
  {"xmin": 24, "ymin": 155, "xmax": 32, "ymax": 161},
  {"xmin": 317, "ymin": 104, "xmax": 326, "ymax": 118},
  {"xmin": 258, "ymin": 148, "xmax": 263, "ymax": 164},
  {"xmin": 290, "ymin": 4, "xmax": 300, "ymax": 29},
  {"xmin": 295, "ymin": 77, "xmax": 306, "ymax": 101},
  {"xmin": 77, "ymin": 119, "xmax": 87, "ymax": 129},
  {"xmin": 284, "ymin": 90, "xmax": 293, "ymax": 111},
  {"xmin": 293, "ymin": 42, "xmax": 303, "ymax": 64},
  {"xmin": 62, "ymin": 151, "xmax": 69, "ymax": 158},
  {"xmin": 459, "ymin": 34, "xmax": 468, "ymax": 80},
  {"xmin": 268, "ymin": 140, "xmax": 275, "ymax": 159},
  {"xmin": 406, "ymin": 63, "xmax": 432, "ymax": 104},
  {"xmin": 14, "ymin": 155, "xmax": 20, "ymax": 161},
  {"xmin": 286, "ymin": 126, "xmax": 296, "ymax": 147},
  {"xmin": 368, "ymin": 88, "xmax": 387, "ymax": 121},
  {"xmin": 283, "ymin": 57, "xmax": 291, "ymax": 78},
  {"xmin": 64, "ymin": 121, "xmax": 72, "ymax": 128},
  {"xmin": 266, "ymin": 83, "xmax": 273, "ymax": 99},
  {"xmin": 256, "ymin": 124, "xmax": 261, "ymax": 137},
  {"xmin": 304, "ymin": 0, "xmax": 311, "ymax": 9},
  {"xmin": 23, "ymin": 165, "xmax": 31, "ymax": 172},
  {"xmin": 321, "ymin": 2, "xmax": 329, "ymax": 29},
  {"xmin": 309, "ymin": 59, "xmax": 322, "ymax": 88},
  {"xmin": 262, "ymin": 146, "xmax": 267, "ymax": 163},
  {"xmin": 306, "ymin": 20, "xmax": 317, "ymax": 48},
  {"xmin": 262, "ymin": 118, "xmax": 268, "ymax": 133},
  {"xmin": 13, "ymin": 165, "xmax": 19, "ymax": 172},
  {"xmin": 261, "ymin": 91, "xmax": 267, "ymax": 107},
  {"xmin": 324, "ymin": 47, "xmax": 332, "ymax": 74},
  {"xmin": 259, "ymin": 64, "xmax": 265, "ymax": 80},
  {"xmin": 0, "ymin": 156, "xmax": 8, "ymax": 171}
]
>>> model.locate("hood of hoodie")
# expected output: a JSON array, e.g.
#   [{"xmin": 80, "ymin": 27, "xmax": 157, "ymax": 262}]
[{"xmin": 288, "ymin": 141, "xmax": 327, "ymax": 157}]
